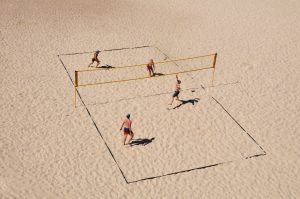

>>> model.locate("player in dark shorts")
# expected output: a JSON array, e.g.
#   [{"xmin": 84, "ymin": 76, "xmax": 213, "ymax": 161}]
[
  {"xmin": 88, "ymin": 50, "xmax": 100, "ymax": 67},
  {"xmin": 169, "ymin": 74, "xmax": 181, "ymax": 105},
  {"xmin": 146, "ymin": 59, "xmax": 155, "ymax": 77},
  {"xmin": 119, "ymin": 114, "xmax": 134, "ymax": 145}
]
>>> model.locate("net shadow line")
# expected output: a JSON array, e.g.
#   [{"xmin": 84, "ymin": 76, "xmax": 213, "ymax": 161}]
[
  {"xmin": 154, "ymin": 46, "xmax": 196, "ymax": 80},
  {"xmin": 205, "ymin": 81, "xmax": 241, "ymax": 88},
  {"xmin": 77, "ymin": 87, "xmax": 203, "ymax": 107},
  {"xmin": 211, "ymin": 96, "xmax": 266, "ymax": 155},
  {"xmin": 77, "ymin": 66, "xmax": 213, "ymax": 87},
  {"xmin": 58, "ymin": 45, "xmax": 152, "ymax": 56},
  {"xmin": 127, "ymin": 161, "xmax": 230, "ymax": 184},
  {"xmin": 57, "ymin": 55, "xmax": 129, "ymax": 184}
]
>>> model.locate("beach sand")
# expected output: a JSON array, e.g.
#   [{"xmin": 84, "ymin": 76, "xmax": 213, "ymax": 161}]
[{"xmin": 1, "ymin": 0, "xmax": 299, "ymax": 198}]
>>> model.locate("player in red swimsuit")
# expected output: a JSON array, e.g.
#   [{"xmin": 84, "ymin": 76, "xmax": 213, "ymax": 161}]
[{"xmin": 119, "ymin": 114, "xmax": 134, "ymax": 145}]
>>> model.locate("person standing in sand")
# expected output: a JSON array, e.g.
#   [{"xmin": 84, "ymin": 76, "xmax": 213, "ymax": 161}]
[
  {"xmin": 169, "ymin": 74, "xmax": 181, "ymax": 105},
  {"xmin": 119, "ymin": 114, "xmax": 134, "ymax": 145},
  {"xmin": 146, "ymin": 59, "xmax": 155, "ymax": 77},
  {"xmin": 88, "ymin": 50, "xmax": 101, "ymax": 67}
]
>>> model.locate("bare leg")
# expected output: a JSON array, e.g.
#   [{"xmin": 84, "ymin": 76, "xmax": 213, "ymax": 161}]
[
  {"xmin": 127, "ymin": 132, "xmax": 134, "ymax": 144},
  {"xmin": 169, "ymin": 97, "xmax": 174, "ymax": 105},
  {"xmin": 88, "ymin": 61, "xmax": 94, "ymax": 67},
  {"xmin": 128, "ymin": 131, "xmax": 134, "ymax": 143},
  {"xmin": 123, "ymin": 135, "xmax": 127, "ymax": 145},
  {"xmin": 96, "ymin": 60, "xmax": 100, "ymax": 67}
]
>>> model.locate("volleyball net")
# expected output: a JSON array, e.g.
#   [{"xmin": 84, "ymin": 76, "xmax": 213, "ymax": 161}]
[{"xmin": 74, "ymin": 53, "xmax": 217, "ymax": 107}]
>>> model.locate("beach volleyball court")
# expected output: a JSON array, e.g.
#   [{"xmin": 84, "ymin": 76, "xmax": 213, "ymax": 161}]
[{"xmin": 58, "ymin": 46, "xmax": 265, "ymax": 183}]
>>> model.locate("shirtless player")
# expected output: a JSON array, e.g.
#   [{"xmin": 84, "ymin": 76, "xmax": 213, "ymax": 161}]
[
  {"xmin": 88, "ymin": 50, "xmax": 100, "ymax": 67},
  {"xmin": 119, "ymin": 114, "xmax": 134, "ymax": 145},
  {"xmin": 169, "ymin": 74, "xmax": 181, "ymax": 105},
  {"xmin": 146, "ymin": 59, "xmax": 155, "ymax": 77}
]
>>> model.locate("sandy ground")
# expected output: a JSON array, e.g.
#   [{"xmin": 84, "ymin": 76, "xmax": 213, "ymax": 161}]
[{"xmin": 1, "ymin": 0, "xmax": 299, "ymax": 198}]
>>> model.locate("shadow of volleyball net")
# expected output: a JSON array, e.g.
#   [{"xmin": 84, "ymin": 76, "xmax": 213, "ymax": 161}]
[{"xmin": 74, "ymin": 53, "xmax": 217, "ymax": 107}]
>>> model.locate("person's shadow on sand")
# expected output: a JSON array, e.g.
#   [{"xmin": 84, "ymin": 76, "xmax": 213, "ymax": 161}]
[
  {"xmin": 173, "ymin": 98, "xmax": 200, "ymax": 109},
  {"xmin": 153, "ymin": 72, "xmax": 164, "ymax": 76},
  {"xmin": 130, "ymin": 137, "xmax": 155, "ymax": 146},
  {"xmin": 95, "ymin": 64, "xmax": 114, "ymax": 69}
]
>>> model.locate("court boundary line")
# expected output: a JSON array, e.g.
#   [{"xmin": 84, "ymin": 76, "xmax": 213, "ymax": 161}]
[
  {"xmin": 57, "ymin": 45, "xmax": 266, "ymax": 184},
  {"xmin": 211, "ymin": 96, "xmax": 266, "ymax": 154},
  {"xmin": 57, "ymin": 45, "xmax": 152, "ymax": 56},
  {"xmin": 58, "ymin": 55, "xmax": 128, "ymax": 183}
]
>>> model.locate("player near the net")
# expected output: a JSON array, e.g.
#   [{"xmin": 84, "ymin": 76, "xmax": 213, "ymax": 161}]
[
  {"xmin": 88, "ymin": 50, "xmax": 101, "ymax": 67},
  {"xmin": 146, "ymin": 59, "xmax": 155, "ymax": 77},
  {"xmin": 169, "ymin": 74, "xmax": 181, "ymax": 105}
]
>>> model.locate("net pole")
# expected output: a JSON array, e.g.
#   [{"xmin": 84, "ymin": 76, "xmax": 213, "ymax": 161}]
[
  {"xmin": 75, "ymin": 71, "xmax": 79, "ymax": 108},
  {"xmin": 211, "ymin": 53, "xmax": 217, "ymax": 86}
]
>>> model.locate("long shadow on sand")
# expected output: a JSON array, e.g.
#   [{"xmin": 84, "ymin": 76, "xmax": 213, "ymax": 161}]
[
  {"xmin": 153, "ymin": 72, "xmax": 164, "ymax": 76},
  {"xmin": 95, "ymin": 64, "xmax": 114, "ymax": 69},
  {"xmin": 130, "ymin": 137, "xmax": 155, "ymax": 146},
  {"xmin": 173, "ymin": 98, "xmax": 200, "ymax": 109}
]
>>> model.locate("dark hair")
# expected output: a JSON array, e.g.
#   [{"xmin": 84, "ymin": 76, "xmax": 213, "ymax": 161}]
[{"xmin": 126, "ymin": 114, "xmax": 130, "ymax": 118}]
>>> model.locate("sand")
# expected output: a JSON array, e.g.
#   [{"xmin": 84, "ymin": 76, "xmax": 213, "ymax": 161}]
[{"xmin": 1, "ymin": 0, "xmax": 299, "ymax": 198}]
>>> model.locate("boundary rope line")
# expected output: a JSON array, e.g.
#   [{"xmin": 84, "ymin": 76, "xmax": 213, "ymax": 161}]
[
  {"xmin": 58, "ymin": 45, "xmax": 152, "ymax": 56},
  {"xmin": 211, "ymin": 96, "xmax": 267, "ymax": 154},
  {"xmin": 58, "ymin": 55, "xmax": 129, "ymax": 183}
]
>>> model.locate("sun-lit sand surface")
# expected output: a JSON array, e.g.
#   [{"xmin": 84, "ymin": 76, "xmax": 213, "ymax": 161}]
[{"xmin": 1, "ymin": 0, "xmax": 299, "ymax": 198}]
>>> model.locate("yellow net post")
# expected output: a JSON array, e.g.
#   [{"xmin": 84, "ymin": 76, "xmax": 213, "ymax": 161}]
[
  {"xmin": 75, "ymin": 71, "xmax": 78, "ymax": 108},
  {"xmin": 211, "ymin": 53, "xmax": 217, "ymax": 86}
]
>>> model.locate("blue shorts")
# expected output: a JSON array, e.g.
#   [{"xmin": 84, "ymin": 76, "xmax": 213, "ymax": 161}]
[
  {"xmin": 173, "ymin": 90, "xmax": 180, "ymax": 97},
  {"xmin": 123, "ymin": 128, "xmax": 130, "ymax": 135}
]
